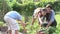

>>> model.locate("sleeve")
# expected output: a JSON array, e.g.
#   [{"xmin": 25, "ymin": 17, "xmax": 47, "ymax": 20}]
[
  {"xmin": 18, "ymin": 14, "xmax": 22, "ymax": 21},
  {"xmin": 33, "ymin": 10, "xmax": 38, "ymax": 18},
  {"xmin": 16, "ymin": 12, "xmax": 22, "ymax": 21},
  {"xmin": 50, "ymin": 10, "xmax": 55, "ymax": 22},
  {"xmin": 33, "ymin": 13, "xmax": 38, "ymax": 18}
]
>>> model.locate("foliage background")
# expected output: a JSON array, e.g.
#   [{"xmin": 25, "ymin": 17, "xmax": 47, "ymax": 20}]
[{"xmin": 0, "ymin": 0, "xmax": 60, "ymax": 34}]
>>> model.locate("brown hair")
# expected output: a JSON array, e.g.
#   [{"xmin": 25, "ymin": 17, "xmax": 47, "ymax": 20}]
[{"xmin": 46, "ymin": 4, "xmax": 52, "ymax": 9}]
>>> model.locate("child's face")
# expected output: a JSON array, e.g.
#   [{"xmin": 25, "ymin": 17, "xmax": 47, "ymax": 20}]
[{"xmin": 42, "ymin": 11, "xmax": 46, "ymax": 16}]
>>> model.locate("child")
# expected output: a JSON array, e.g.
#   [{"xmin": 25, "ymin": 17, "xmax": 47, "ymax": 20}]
[{"xmin": 4, "ymin": 11, "xmax": 26, "ymax": 34}]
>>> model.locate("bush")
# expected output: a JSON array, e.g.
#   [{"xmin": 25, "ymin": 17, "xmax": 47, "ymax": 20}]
[
  {"xmin": 12, "ymin": 2, "xmax": 36, "ymax": 16},
  {"xmin": 12, "ymin": 0, "xmax": 60, "ymax": 16}
]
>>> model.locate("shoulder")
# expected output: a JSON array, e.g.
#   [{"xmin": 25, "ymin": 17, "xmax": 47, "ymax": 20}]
[
  {"xmin": 7, "ymin": 11, "xmax": 17, "ymax": 13},
  {"xmin": 10, "ymin": 11, "xmax": 17, "ymax": 13},
  {"xmin": 51, "ymin": 10, "xmax": 55, "ymax": 13},
  {"xmin": 51, "ymin": 10, "xmax": 55, "ymax": 14},
  {"xmin": 50, "ymin": 10, "xmax": 55, "ymax": 17}
]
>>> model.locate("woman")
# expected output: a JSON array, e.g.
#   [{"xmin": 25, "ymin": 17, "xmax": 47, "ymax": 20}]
[
  {"xmin": 31, "ymin": 8, "xmax": 47, "ymax": 26},
  {"xmin": 4, "ymin": 11, "xmax": 26, "ymax": 34},
  {"xmin": 31, "ymin": 8, "xmax": 47, "ymax": 34}
]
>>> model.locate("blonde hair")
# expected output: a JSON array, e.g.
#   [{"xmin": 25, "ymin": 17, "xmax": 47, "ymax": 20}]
[
  {"xmin": 33, "ymin": 8, "xmax": 41, "ymax": 18},
  {"xmin": 34, "ymin": 8, "xmax": 41, "ymax": 14}
]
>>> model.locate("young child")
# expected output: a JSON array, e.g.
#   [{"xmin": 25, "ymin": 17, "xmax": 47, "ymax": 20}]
[{"xmin": 4, "ymin": 11, "xmax": 26, "ymax": 34}]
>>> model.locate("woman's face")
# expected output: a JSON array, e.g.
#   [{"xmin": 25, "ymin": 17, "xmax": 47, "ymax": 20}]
[{"xmin": 41, "ymin": 11, "xmax": 46, "ymax": 16}]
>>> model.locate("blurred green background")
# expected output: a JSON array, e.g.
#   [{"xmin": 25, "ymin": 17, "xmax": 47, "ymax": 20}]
[{"xmin": 0, "ymin": 0, "xmax": 60, "ymax": 34}]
